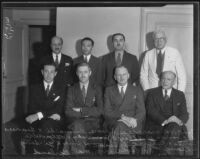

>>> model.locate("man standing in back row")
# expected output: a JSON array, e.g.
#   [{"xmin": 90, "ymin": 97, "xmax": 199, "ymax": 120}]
[
  {"xmin": 41, "ymin": 36, "xmax": 73, "ymax": 89},
  {"xmin": 140, "ymin": 30, "xmax": 186, "ymax": 93},
  {"xmin": 101, "ymin": 33, "xmax": 140, "ymax": 88},
  {"xmin": 73, "ymin": 37, "xmax": 101, "ymax": 85}
]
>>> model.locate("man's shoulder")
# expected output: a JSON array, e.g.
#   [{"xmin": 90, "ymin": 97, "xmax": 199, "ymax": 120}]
[
  {"xmin": 124, "ymin": 51, "xmax": 137, "ymax": 58},
  {"xmin": 73, "ymin": 55, "xmax": 83, "ymax": 64},
  {"xmin": 61, "ymin": 53, "xmax": 73, "ymax": 61},
  {"xmin": 102, "ymin": 52, "xmax": 114, "ymax": 59},
  {"xmin": 148, "ymin": 87, "xmax": 161, "ymax": 95}
]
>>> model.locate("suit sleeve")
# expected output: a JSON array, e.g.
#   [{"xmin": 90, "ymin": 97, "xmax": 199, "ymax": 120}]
[
  {"xmin": 65, "ymin": 87, "xmax": 82, "ymax": 119},
  {"xmin": 140, "ymin": 52, "xmax": 150, "ymax": 91},
  {"xmin": 81, "ymin": 86, "xmax": 103, "ymax": 117},
  {"xmin": 177, "ymin": 92, "xmax": 189, "ymax": 124},
  {"xmin": 175, "ymin": 51, "xmax": 187, "ymax": 92},
  {"xmin": 133, "ymin": 87, "xmax": 146, "ymax": 123},
  {"xmin": 131, "ymin": 56, "xmax": 140, "ymax": 85},
  {"xmin": 146, "ymin": 92, "xmax": 166, "ymax": 125},
  {"xmin": 100, "ymin": 56, "xmax": 106, "ymax": 87},
  {"xmin": 104, "ymin": 88, "xmax": 121, "ymax": 120},
  {"xmin": 28, "ymin": 86, "xmax": 37, "ymax": 114}
]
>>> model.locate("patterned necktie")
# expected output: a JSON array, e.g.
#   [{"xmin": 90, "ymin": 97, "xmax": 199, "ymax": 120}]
[
  {"xmin": 82, "ymin": 85, "xmax": 86, "ymax": 103},
  {"xmin": 156, "ymin": 50, "xmax": 164, "ymax": 77},
  {"xmin": 46, "ymin": 84, "xmax": 50, "ymax": 96},
  {"xmin": 164, "ymin": 89, "xmax": 169, "ymax": 101},
  {"xmin": 116, "ymin": 53, "xmax": 122, "ymax": 66},
  {"xmin": 55, "ymin": 55, "xmax": 59, "ymax": 67},
  {"xmin": 120, "ymin": 86, "xmax": 125, "ymax": 98}
]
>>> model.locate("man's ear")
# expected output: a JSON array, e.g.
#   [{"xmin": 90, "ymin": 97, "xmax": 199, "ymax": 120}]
[{"xmin": 114, "ymin": 74, "xmax": 117, "ymax": 81}]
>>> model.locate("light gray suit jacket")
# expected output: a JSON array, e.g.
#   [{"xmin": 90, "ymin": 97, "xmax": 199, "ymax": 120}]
[{"xmin": 140, "ymin": 46, "xmax": 186, "ymax": 92}]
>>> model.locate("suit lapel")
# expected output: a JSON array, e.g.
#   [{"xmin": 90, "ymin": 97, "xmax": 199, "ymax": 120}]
[
  {"xmin": 121, "ymin": 51, "xmax": 127, "ymax": 65},
  {"xmin": 157, "ymin": 87, "xmax": 165, "ymax": 110},
  {"xmin": 171, "ymin": 88, "xmax": 177, "ymax": 114},
  {"xmin": 39, "ymin": 82, "xmax": 47, "ymax": 98},
  {"xmin": 110, "ymin": 52, "xmax": 116, "ymax": 66},
  {"xmin": 75, "ymin": 83, "xmax": 85, "ymax": 106},
  {"xmin": 85, "ymin": 83, "xmax": 95, "ymax": 106},
  {"xmin": 113, "ymin": 85, "xmax": 124, "ymax": 109}
]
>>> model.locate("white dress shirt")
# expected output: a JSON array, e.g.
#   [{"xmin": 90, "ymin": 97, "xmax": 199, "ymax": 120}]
[
  {"xmin": 53, "ymin": 52, "xmax": 61, "ymax": 64},
  {"xmin": 118, "ymin": 83, "xmax": 128, "ymax": 94},
  {"xmin": 162, "ymin": 88, "xmax": 172, "ymax": 98},
  {"xmin": 80, "ymin": 81, "xmax": 89, "ymax": 93},
  {"xmin": 83, "ymin": 54, "xmax": 91, "ymax": 63}
]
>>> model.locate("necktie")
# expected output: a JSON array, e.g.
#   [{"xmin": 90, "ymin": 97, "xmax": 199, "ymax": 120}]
[
  {"xmin": 156, "ymin": 50, "xmax": 164, "ymax": 77},
  {"xmin": 46, "ymin": 84, "xmax": 50, "ymax": 96},
  {"xmin": 55, "ymin": 55, "xmax": 59, "ymax": 67},
  {"xmin": 84, "ymin": 56, "xmax": 88, "ymax": 63},
  {"xmin": 120, "ymin": 86, "xmax": 125, "ymax": 98},
  {"xmin": 116, "ymin": 53, "xmax": 122, "ymax": 66},
  {"xmin": 164, "ymin": 89, "xmax": 169, "ymax": 101},
  {"xmin": 82, "ymin": 85, "xmax": 86, "ymax": 103}
]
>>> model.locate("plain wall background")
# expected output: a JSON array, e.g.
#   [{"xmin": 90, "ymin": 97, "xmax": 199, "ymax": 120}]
[{"xmin": 57, "ymin": 7, "xmax": 141, "ymax": 58}]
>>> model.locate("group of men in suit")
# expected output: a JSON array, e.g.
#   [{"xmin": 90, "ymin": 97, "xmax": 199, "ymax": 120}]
[{"xmin": 25, "ymin": 30, "xmax": 189, "ymax": 155}]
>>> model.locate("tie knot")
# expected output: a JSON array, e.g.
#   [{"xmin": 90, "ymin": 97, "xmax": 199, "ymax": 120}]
[{"xmin": 165, "ymin": 89, "xmax": 167, "ymax": 94}]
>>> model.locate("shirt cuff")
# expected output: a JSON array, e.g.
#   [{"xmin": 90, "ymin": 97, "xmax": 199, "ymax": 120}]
[{"xmin": 37, "ymin": 112, "xmax": 43, "ymax": 120}]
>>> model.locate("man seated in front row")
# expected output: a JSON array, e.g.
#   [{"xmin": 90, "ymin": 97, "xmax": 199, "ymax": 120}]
[
  {"xmin": 63, "ymin": 62, "xmax": 103, "ymax": 154},
  {"xmin": 25, "ymin": 61, "xmax": 65, "ymax": 154},
  {"xmin": 145, "ymin": 70, "xmax": 189, "ymax": 155},
  {"xmin": 104, "ymin": 65, "xmax": 146, "ymax": 154}
]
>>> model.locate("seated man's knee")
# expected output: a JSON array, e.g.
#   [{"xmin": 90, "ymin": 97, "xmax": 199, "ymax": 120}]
[{"xmin": 71, "ymin": 120, "xmax": 85, "ymax": 133}]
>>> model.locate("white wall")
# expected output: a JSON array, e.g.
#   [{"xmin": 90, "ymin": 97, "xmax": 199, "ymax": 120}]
[{"xmin": 57, "ymin": 7, "xmax": 141, "ymax": 58}]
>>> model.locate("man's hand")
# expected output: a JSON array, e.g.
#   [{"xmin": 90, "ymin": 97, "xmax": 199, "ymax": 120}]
[
  {"xmin": 167, "ymin": 115, "xmax": 183, "ymax": 126},
  {"xmin": 119, "ymin": 114, "xmax": 137, "ymax": 128},
  {"xmin": 129, "ymin": 118, "xmax": 137, "ymax": 128},
  {"xmin": 72, "ymin": 108, "xmax": 81, "ymax": 112},
  {"xmin": 25, "ymin": 114, "xmax": 38, "ymax": 124},
  {"xmin": 161, "ymin": 119, "xmax": 169, "ymax": 126},
  {"xmin": 49, "ymin": 114, "xmax": 61, "ymax": 121}
]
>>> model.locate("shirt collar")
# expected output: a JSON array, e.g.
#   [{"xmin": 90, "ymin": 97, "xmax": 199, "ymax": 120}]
[
  {"xmin": 162, "ymin": 88, "xmax": 172, "ymax": 97},
  {"xmin": 80, "ymin": 81, "xmax": 89, "ymax": 90},
  {"xmin": 83, "ymin": 54, "xmax": 91, "ymax": 62},
  {"xmin": 118, "ymin": 83, "xmax": 128, "ymax": 93},
  {"xmin": 43, "ymin": 81, "xmax": 53, "ymax": 89},
  {"xmin": 157, "ymin": 47, "xmax": 166, "ymax": 54}
]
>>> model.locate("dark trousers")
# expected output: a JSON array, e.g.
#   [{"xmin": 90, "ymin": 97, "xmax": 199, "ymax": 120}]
[
  {"xmin": 108, "ymin": 121, "xmax": 136, "ymax": 154},
  {"xmin": 27, "ymin": 118, "xmax": 63, "ymax": 153},
  {"xmin": 64, "ymin": 118, "xmax": 100, "ymax": 154},
  {"xmin": 147, "ymin": 122, "xmax": 188, "ymax": 155}
]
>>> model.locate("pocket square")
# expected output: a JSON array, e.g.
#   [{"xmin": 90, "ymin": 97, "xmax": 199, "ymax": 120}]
[
  {"xmin": 54, "ymin": 96, "xmax": 60, "ymax": 101},
  {"xmin": 177, "ymin": 102, "xmax": 181, "ymax": 106},
  {"xmin": 65, "ymin": 63, "xmax": 70, "ymax": 67},
  {"xmin": 92, "ymin": 97, "xmax": 96, "ymax": 102},
  {"xmin": 133, "ymin": 95, "xmax": 137, "ymax": 99}
]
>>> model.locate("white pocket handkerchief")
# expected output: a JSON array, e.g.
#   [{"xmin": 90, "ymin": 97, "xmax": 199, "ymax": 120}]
[
  {"xmin": 65, "ymin": 63, "xmax": 70, "ymax": 67},
  {"xmin": 177, "ymin": 102, "xmax": 181, "ymax": 106},
  {"xmin": 54, "ymin": 96, "xmax": 60, "ymax": 101}
]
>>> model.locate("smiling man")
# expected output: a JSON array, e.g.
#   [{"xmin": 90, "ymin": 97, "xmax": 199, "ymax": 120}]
[
  {"xmin": 40, "ymin": 36, "xmax": 73, "ymax": 89},
  {"xmin": 25, "ymin": 60, "xmax": 65, "ymax": 154},
  {"xmin": 104, "ymin": 65, "xmax": 145, "ymax": 154},
  {"xmin": 140, "ymin": 30, "xmax": 186, "ymax": 93}
]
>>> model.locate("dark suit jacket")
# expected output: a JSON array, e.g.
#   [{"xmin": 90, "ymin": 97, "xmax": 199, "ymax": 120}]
[
  {"xmin": 65, "ymin": 82, "xmax": 103, "ymax": 123},
  {"xmin": 101, "ymin": 51, "xmax": 140, "ymax": 87},
  {"xmin": 145, "ymin": 87, "xmax": 189, "ymax": 132},
  {"xmin": 41, "ymin": 53, "xmax": 73, "ymax": 87},
  {"xmin": 28, "ymin": 82, "xmax": 65, "ymax": 118},
  {"xmin": 73, "ymin": 55, "xmax": 101, "ymax": 85},
  {"xmin": 104, "ymin": 83, "xmax": 146, "ymax": 133}
]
